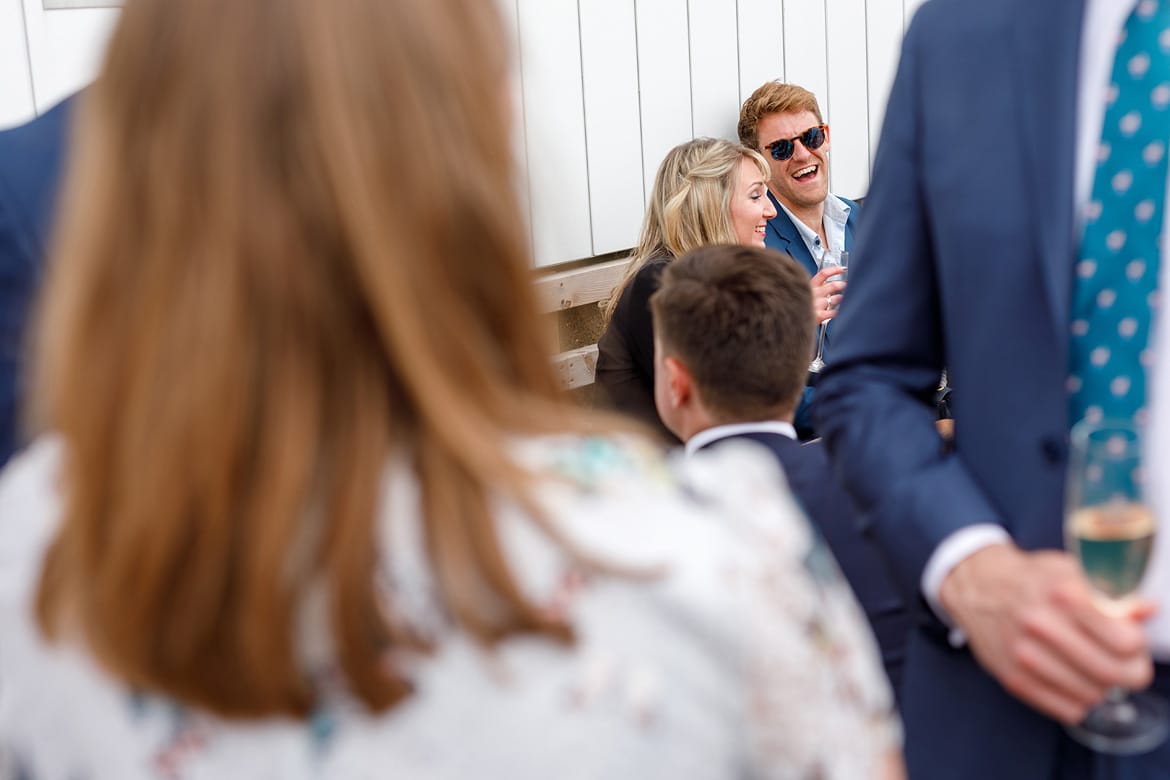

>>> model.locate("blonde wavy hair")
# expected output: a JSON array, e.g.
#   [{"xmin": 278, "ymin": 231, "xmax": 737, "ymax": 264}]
[
  {"xmin": 604, "ymin": 138, "xmax": 770, "ymax": 320},
  {"xmin": 33, "ymin": 0, "xmax": 606, "ymax": 718}
]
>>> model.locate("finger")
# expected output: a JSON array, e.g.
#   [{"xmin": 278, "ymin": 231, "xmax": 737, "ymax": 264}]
[
  {"xmin": 1054, "ymin": 581, "xmax": 1151, "ymax": 659},
  {"xmin": 1012, "ymin": 617, "xmax": 1111, "ymax": 708},
  {"xmin": 810, "ymin": 268, "xmax": 834, "ymax": 285},
  {"xmin": 1024, "ymin": 595, "xmax": 1151, "ymax": 691},
  {"xmin": 1005, "ymin": 673, "xmax": 1094, "ymax": 725},
  {"xmin": 1126, "ymin": 598, "xmax": 1159, "ymax": 622}
]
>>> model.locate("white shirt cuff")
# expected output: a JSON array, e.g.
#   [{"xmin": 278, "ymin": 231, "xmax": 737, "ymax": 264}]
[{"xmin": 921, "ymin": 524, "xmax": 1013, "ymax": 647}]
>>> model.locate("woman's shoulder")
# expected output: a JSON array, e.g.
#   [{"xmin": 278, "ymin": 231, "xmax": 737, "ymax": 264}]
[
  {"xmin": 0, "ymin": 437, "xmax": 65, "ymax": 592},
  {"xmin": 493, "ymin": 434, "xmax": 898, "ymax": 775},
  {"xmin": 629, "ymin": 254, "xmax": 671, "ymax": 292},
  {"xmin": 610, "ymin": 254, "xmax": 671, "ymax": 315},
  {"xmin": 509, "ymin": 433, "xmax": 813, "ymax": 573}
]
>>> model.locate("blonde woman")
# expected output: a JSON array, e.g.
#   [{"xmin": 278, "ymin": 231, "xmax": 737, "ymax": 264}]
[
  {"xmin": 0, "ymin": 0, "xmax": 901, "ymax": 777},
  {"xmin": 595, "ymin": 139, "xmax": 777, "ymax": 441}
]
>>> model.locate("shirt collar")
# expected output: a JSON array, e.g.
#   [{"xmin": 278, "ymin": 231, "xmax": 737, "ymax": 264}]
[
  {"xmin": 774, "ymin": 194, "xmax": 851, "ymax": 266},
  {"xmin": 685, "ymin": 421, "xmax": 797, "ymax": 457}
]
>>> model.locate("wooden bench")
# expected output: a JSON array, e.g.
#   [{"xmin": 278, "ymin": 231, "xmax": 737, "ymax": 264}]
[{"xmin": 535, "ymin": 255, "xmax": 631, "ymax": 391}]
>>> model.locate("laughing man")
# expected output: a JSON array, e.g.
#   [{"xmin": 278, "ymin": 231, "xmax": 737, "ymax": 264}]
[{"xmin": 738, "ymin": 81, "xmax": 862, "ymax": 437}]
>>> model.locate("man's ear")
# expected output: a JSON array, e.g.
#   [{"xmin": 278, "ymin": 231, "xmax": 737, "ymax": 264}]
[{"xmin": 663, "ymin": 355, "xmax": 693, "ymax": 409}]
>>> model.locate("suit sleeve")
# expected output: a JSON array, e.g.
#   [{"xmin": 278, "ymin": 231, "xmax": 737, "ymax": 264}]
[
  {"xmin": 0, "ymin": 178, "xmax": 33, "ymax": 469},
  {"xmin": 813, "ymin": 11, "xmax": 1007, "ymax": 603}
]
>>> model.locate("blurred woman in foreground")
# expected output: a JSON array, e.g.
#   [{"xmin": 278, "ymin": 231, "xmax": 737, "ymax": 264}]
[{"xmin": 0, "ymin": 0, "xmax": 900, "ymax": 777}]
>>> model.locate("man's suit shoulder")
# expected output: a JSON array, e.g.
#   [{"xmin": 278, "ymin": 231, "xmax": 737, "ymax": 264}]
[
  {"xmin": 0, "ymin": 97, "xmax": 74, "ymax": 242},
  {"xmin": 908, "ymin": 0, "xmax": 1065, "ymax": 37},
  {"xmin": 0, "ymin": 98, "xmax": 73, "ymax": 168}
]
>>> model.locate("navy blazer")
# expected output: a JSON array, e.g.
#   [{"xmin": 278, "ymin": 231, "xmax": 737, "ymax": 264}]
[
  {"xmin": 700, "ymin": 432, "xmax": 909, "ymax": 701},
  {"xmin": 763, "ymin": 191, "xmax": 860, "ymax": 278},
  {"xmin": 0, "ymin": 98, "xmax": 74, "ymax": 468},
  {"xmin": 764, "ymin": 195, "xmax": 860, "ymax": 436},
  {"xmin": 814, "ymin": 0, "xmax": 1106, "ymax": 777}
]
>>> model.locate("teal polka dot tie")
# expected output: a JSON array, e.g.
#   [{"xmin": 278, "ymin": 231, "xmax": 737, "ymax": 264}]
[{"xmin": 1069, "ymin": 0, "xmax": 1170, "ymax": 427}]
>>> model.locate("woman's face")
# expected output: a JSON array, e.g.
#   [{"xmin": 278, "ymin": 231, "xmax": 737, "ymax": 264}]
[{"xmin": 728, "ymin": 157, "xmax": 777, "ymax": 247}]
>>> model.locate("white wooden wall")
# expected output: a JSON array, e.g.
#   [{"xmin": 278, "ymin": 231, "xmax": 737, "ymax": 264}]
[{"xmin": 0, "ymin": 0, "xmax": 930, "ymax": 267}]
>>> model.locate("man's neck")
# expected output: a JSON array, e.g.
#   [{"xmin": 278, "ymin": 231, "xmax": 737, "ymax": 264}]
[
  {"xmin": 684, "ymin": 418, "xmax": 797, "ymax": 457},
  {"xmin": 780, "ymin": 199, "xmax": 827, "ymax": 243}
]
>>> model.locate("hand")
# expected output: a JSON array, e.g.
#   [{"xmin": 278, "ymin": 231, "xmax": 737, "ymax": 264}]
[
  {"xmin": 809, "ymin": 267, "xmax": 847, "ymax": 324},
  {"xmin": 939, "ymin": 543, "xmax": 1155, "ymax": 724},
  {"xmin": 880, "ymin": 749, "xmax": 907, "ymax": 780}
]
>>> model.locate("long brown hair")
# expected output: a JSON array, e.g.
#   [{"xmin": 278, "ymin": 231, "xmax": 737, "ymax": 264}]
[
  {"xmin": 603, "ymin": 138, "xmax": 770, "ymax": 321},
  {"xmin": 34, "ymin": 0, "xmax": 595, "ymax": 718}
]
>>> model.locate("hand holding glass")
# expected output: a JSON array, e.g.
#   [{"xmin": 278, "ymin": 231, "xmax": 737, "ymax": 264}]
[
  {"xmin": 808, "ymin": 249, "xmax": 848, "ymax": 374},
  {"xmin": 1064, "ymin": 419, "xmax": 1168, "ymax": 754}
]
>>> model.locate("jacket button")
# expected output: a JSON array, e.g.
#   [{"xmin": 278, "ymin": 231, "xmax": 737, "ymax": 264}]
[{"xmin": 1040, "ymin": 437, "xmax": 1066, "ymax": 465}]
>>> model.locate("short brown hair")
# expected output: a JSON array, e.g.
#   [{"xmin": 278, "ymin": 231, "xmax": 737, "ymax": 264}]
[
  {"xmin": 650, "ymin": 245, "xmax": 814, "ymax": 422},
  {"xmin": 737, "ymin": 81, "xmax": 824, "ymax": 150}
]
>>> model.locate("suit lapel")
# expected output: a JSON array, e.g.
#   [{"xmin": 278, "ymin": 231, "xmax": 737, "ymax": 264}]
[
  {"xmin": 843, "ymin": 203, "xmax": 857, "ymax": 256},
  {"xmin": 1012, "ymin": 0, "xmax": 1084, "ymax": 357},
  {"xmin": 766, "ymin": 193, "xmax": 819, "ymax": 277}
]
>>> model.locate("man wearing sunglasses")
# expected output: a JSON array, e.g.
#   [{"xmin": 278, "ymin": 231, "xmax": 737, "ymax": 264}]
[
  {"xmin": 738, "ymin": 81, "xmax": 859, "ymax": 331},
  {"xmin": 737, "ymin": 82, "xmax": 861, "ymax": 440}
]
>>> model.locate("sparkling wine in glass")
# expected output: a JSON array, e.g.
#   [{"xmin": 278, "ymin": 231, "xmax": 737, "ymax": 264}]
[
  {"xmin": 808, "ymin": 249, "xmax": 848, "ymax": 374},
  {"xmin": 1064, "ymin": 419, "xmax": 1169, "ymax": 754}
]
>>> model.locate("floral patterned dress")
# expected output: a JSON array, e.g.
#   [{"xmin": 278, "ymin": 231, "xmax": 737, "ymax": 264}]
[{"xmin": 0, "ymin": 434, "xmax": 899, "ymax": 779}]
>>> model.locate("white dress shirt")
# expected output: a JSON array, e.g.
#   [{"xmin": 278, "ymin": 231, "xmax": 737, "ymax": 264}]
[
  {"xmin": 684, "ymin": 420, "xmax": 798, "ymax": 458},
  {"xmin": 776, "ymin": 194, "xmax": 852, "ymax": 267},
  {"xmin": 925, "ymin": 0, "xmax": 1170, "ymax": 657}
]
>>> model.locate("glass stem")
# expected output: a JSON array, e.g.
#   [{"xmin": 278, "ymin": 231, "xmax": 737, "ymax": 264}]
[
  {"xmin": 1103, "ymin": 687, "xmax": 1138, "ymax": 724},
  {"xmin": 814, "ymin": 322, "xmax": 828, "ymax": 363}
]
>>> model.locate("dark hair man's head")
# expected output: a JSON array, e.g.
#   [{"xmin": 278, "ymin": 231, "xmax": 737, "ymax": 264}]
[{"xmin": 650, "ymin": 244, "xmax": 814, "ymax": 441}]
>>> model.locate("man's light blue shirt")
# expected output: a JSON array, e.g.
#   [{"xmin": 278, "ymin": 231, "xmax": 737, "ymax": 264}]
[{"xmin": 776, "ymin": 193, "xmax": 852, "ymax": 268}]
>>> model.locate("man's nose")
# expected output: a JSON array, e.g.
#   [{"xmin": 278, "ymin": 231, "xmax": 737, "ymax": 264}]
[{"xmin": 790, "ymin": 139, "xmax": 814, "ymax": 162}]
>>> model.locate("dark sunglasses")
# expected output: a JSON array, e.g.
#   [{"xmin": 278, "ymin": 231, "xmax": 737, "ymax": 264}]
[{"xmin": 764, "ymin": 125, "xmax": 828, "ymax": 161}]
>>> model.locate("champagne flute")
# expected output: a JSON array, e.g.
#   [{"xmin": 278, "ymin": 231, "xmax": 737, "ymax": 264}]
[
  {"xmin": 1064, "ymin": 419, "xmax": 1169, "ymax": 754},
  {"xmin": 808, "ymin": 249, "xmax": 848, "ymax": 374}
]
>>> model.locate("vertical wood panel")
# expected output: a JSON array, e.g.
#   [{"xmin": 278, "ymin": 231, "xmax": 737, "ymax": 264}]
[
  {"xmin": 634, "ymin": 0, "xmax": 692, "ymax": 204},
  {"xmin": 0, "ymin": 0, "xmax": 34, "ymax": 128},
  {"xmin": 866, "ymin": 0, "xmax": 904, "ymax": 164},
  {"xmin": 689, "ymin": 0, "xmax": 739, "ymax": 139},
  {"xmin": 737, "ymin": 0, "xmax": 785, "ymax": 106},
  {"xmin": 497, "ymin": 0, "xmax": 535, "ymax": 260},
  {"xmin": 580, "ymin": 0, "xmax": 644, "ymax": 255},
  {"xmin": 0, "ymin": 0, "xmax": 922, "ymax": 262},
  {"xmin": 21, "ymin": 0, "xmax": 118, "ymax": 112},
  {"xmin": 825, "ymin": 0, "xmax": 869, "ymax": 197},
  {"xmin": 782, "ymin": 0, "xmax": 828, "ymax": 125},
  {"xmin": 517, "ymin": 0, "xmax": 593, "ymax": 265}
]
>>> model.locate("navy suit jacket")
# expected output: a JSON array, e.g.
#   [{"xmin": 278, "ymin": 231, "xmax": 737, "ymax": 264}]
[
  {"xmin": 765, "ymin": 193, "xmax": 860, "ymax": 437},
  {"xmin": 815, "ymin": 1, "xmax": 1100, "ymax": 777},
  {"xmin": 701, "ymin": 432, "xmax": 909, "ymax": 701},
  {"xmin": 763, "ymin": 191, "xmax": 860, "ymax": 278},
  {"xmin": 0, "ymin": 98, "xmax": 74, "ymax": 468}
]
